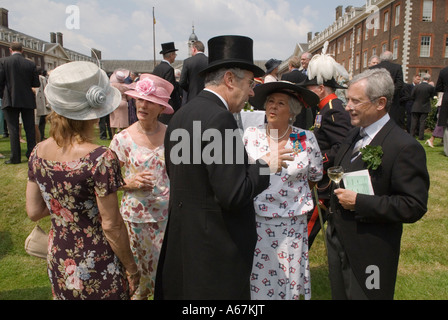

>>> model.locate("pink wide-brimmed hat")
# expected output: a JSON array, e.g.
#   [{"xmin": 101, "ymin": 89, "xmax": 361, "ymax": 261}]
[
  {"xmin": 125, "ymin": 74, "xmax": 174, "ymax": 114},
  {"xmin": 110, "ymin": 69, "xmax": 130, "ymax": 83}
]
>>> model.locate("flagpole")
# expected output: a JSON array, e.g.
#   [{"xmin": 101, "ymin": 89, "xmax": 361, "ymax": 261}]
[{"xmin": 153, "ymin": 7, "xmax": 156, "ymax": 70}]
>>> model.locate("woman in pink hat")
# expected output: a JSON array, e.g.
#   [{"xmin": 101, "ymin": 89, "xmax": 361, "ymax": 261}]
[
  {"xmin": 109, "ymin": 74, "xmax": 173, "ymax": 300},
  {"xmin": 110, "ymin": 69, "xmax": 131, "ymax": 136}
]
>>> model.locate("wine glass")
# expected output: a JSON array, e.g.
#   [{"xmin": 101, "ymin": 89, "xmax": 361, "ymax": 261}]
[{"xmin": 327, "ymin": 166, "xmax": 344, "ymax": 189}]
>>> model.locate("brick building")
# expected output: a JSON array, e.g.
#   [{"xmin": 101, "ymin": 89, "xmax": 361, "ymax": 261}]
[{"xmin": 307, "ymin": 0, "xmax": 448, "ymax": 83}]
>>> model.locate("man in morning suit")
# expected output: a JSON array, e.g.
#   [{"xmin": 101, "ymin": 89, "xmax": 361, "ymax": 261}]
[
  {"xmin": 155, "ymin": 35, "xmax": 293, "ymax": 300},
  {"xmin": 301, "ymin": 53, "xmax": 352, "ymax": 248},
  {"xmin": 410, "ymin": 73, "xmax": 435, "ymax": 140},
  {"xmin": 435, "ymin": 66, "xmax": 448, "ymax": 156},
  {"xmin": 370, "ymin": 51, "xmax": 404, "ymax": 129},
  {"xmin": 400, "ymin": 74, "xmax": 421, "ymax": 133},
  {"xmin": 152, "ymin": 42, "xmax": 181, "ymax": 124},
  {"xmin": 0, "ymin": 42, "xmax": 40, "ymax": 164},
  {"xmin": 329, "ymin": 68, "xmax": 429, "ymax": 299},
  {"xmin": 179, "ymin": 40, "xmax": 208, "ymax": 102}
]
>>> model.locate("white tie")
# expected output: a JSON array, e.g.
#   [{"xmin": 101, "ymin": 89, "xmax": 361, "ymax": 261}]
[{"xmin": 351, "ymin": 128, "xmax": 367, "ymax": 162}]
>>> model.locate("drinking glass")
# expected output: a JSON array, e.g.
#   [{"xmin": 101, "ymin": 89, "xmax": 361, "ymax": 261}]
[{"xmin": 327, "ymin": 166, "xmax": 344, "ymax": 189}]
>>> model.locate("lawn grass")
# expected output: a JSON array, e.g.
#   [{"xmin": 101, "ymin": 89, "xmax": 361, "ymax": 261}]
[{"xmin": 0, "ymin": 127, "xmax": 447, "ymax": 300}]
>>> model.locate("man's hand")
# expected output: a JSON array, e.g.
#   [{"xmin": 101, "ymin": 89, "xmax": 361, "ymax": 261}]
[{"xmin": 334, "ymin": 188, "xmax": 357, "ymax": 211}]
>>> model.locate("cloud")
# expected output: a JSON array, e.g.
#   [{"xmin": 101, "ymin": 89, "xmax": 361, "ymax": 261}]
[{"xmin": 1, "ymin": 0, "xmax": 326, "ymax": 61}]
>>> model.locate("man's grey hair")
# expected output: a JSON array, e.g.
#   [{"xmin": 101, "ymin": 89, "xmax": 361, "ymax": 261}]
[
  {"xmin": 349, "ymin": 68, "xmax": 395, "ymax": 111},
  {"xmin": 379, "ymin": 51, "xmax": 393, "ymax": 61},
  {"xmin": 263, "ymin": 93, "xmax": 303, "ymax": 125},
  {"xmin": 204, "ymin": 68, "xmax": 246, "ymax": 86}
]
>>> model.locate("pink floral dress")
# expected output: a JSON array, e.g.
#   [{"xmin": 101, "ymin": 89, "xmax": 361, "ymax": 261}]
[
  {"xmin": 110, "ymin": 129, "xmax": 169, "ymax": 299},
  {"xmin": 28, "ymin": 145, "xmax": 128, "ymax": 300}
]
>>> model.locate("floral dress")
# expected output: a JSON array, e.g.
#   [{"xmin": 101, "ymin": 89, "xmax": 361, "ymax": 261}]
[
  {"xmin": 110, "ymin": 129, "xmax": 169, "ymax": 299},
  {"xmin": 28, "ymin": 145, "xmax": 128, "ymax": 300},
  {"xmin": 243, "ymin": 125, "xmax": 323, "ymax": 300}
]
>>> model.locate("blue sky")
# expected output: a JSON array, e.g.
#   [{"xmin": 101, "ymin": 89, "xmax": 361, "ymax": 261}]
[{"xmin": 2, "ymin": 0, "xmax": 366, "ymax": 60}]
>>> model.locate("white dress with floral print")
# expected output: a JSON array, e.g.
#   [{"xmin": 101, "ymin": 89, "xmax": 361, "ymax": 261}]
[{"xmin": 243, "ymin": 124, "xmax": 323, "ymax": 300}]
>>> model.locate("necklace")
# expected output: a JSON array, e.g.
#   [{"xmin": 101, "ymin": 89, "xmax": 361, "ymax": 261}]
[
  {"xmin": 266, "ymin": 124, "xmax": 291, "ymax": 141},
  {"xmin": 137, "ymin": 121, "xmax": 160, "ymax": 136}
]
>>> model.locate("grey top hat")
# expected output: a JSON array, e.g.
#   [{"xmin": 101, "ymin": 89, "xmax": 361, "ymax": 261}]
[
  {"xmin": 199, "ymin": 35, "xmax": 264, "ymax": 77},
  {"xmin": 45, "ymin": 61, "xmax": 121, "ymax": 120}
]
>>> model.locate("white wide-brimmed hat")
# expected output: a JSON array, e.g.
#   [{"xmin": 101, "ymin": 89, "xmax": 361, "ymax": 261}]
[{"xmin": 45, "ymin": 61, "xmax": 121, "ymax": 120}]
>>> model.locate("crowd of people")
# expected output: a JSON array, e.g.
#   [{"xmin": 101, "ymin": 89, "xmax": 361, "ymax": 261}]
[{"xmin": 0, "ymin": 32, "xmax": 444, "ymax": 300}]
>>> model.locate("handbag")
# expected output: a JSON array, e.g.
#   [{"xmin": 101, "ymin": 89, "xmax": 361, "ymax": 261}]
[{"xmin": 24, "ymin": 225, "xmax": 48, "ymax": 259}]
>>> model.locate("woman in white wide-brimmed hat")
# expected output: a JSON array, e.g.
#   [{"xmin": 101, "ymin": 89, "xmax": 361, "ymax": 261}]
[
  {"xmin": 109, "ymin": 73, "xmax": 173, "ymax": 300},
  {"xmin": 25, "ymin": 61, "xmax": 140, "ymax": 300}
]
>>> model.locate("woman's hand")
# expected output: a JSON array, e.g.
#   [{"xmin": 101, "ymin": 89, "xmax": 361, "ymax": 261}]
[
  {"xmin": 126, "ymin": 171, "xmax": 154, "ymax": 191},
  {"xmin": 126, "ymin": 269, "xmax": 141, "ymax": 297}
]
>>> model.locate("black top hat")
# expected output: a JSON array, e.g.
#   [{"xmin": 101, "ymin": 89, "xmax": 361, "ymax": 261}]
[
  {"xmin": 249, "ymin": 81, "xmax": 319, "ymax": 110},
  {"xmin": 299, "ymin": 77, "xmax": 347, "ymax": 89},
  {"xmin": 199, "ymin": 35, "xmax": 264, "ymax": 77},
  {"xmin": 160, "ymin": 42, "xmax": 178, "ymax": 55},
  {"xmin": 265, "ymin": 58, "xmax": 282, "ymax": 75}
]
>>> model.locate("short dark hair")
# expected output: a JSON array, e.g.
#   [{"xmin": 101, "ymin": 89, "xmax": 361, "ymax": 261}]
[{"xmin": 10, "ymin": 42, "xmax": 23, "ymax": 52}]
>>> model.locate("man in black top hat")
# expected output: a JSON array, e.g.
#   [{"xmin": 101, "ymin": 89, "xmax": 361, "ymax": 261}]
[
  {"xmin": 155, "ymin": 35, "xmax": 293, "ymax": 300},
  {"xmin": 152, "ymin": 42, "xmax": 181, "ymax": 123}
]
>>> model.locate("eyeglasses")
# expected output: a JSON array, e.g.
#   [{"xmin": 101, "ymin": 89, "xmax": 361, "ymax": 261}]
[
  {"xmin": 249, "ymin": 79, "xmax": 256, "ymax": 89},
  {"xmin": 346, "ymin": 97, "xmax": 380, "ymax": 110}
]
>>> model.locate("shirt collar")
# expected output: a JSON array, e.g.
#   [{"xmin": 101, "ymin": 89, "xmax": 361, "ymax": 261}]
[
  {"xmin": 204, "ymin": 88, "xmax": 229, "ymax": 110},
  {"xmin": 361, "ymin": 113, "xmax": 390, "ymax": 140}
]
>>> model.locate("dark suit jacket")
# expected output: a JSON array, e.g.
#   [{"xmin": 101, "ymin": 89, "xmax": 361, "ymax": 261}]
[
  {"xmin": 281, "ymin": 70, "xmax": 315, "ymax": 130},
  {"xmin": 155, "ymin": 90, "xmax": 270, "ymax": 300},
  {"xmin": 314, "ymin": 96, "xmax": 353, "ymax": 199},
  {"xmin": 281, "ymin": 69, "xmax": 307, "ymax": 84},
  {"xmin": 370, "ymin": 61, "xmax": 404, "ymax": 120},
  {"xmin": 330, "ymin": 119, "xmax": 429, "ymax": 299},
  {"xmin": 179, "ymin": 53, "xmax": 208, "ymax": 102},
  {"xmin": 152, "ymin": 61, "xmax": 181, "ymax": 112},
  {"xmin": 0, "ymin": 53, "xmax": 40, "ymax": 109},
  {"xmin": 436, "ymin": 66, "xmax": 448, "ymax": 127},
  {"xmin": 411, "ymin": 82, "xmax": 435, "ymax": 113}
]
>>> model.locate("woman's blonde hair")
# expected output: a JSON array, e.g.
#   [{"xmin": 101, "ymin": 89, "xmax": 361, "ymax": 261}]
[{"xmin": 47, "ymin": 111, "xmax": 95, "ymax": 147}]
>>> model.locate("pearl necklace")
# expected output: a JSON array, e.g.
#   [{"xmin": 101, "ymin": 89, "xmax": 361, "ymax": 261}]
[
  {"xmin": 137, "ymin": 121, "xmax": 160, "ymax": 136},
  {"xmin": 266, "ymin": 124, "xmax": 291, "ymax": 141}
]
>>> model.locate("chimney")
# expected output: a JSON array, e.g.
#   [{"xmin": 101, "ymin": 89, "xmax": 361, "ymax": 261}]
[
  {"xmin": 50, "ymin": 32, "xmax": 56, "ymax": 43},
  {"xmin": 56, "ymin": 32, "xmax": 63, "ymax": 47},
  {"xmin": 336, "ymin": 6, "xmax": 343, "ymax": 20},
  {"xmin": 0, "ymin": 8, "xmax": 8, "ymax": 28},
  {"xmin": 345, "ymin": 6, "xmax": 353, "ymax": 13},
  {"xmin": 307, "ymin": 32, "xmax": 312, "ymax": 42}
]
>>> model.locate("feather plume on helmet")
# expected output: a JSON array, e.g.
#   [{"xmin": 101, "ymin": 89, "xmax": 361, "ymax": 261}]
[{"xmin": 304, "ymin": 41, "xmax": 349, "ymax": 89}]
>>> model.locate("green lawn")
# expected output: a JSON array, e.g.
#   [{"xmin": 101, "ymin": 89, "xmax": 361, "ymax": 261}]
[{"xmin": 0, "ymin": 128, "xmax": 447, "ymax": 300}]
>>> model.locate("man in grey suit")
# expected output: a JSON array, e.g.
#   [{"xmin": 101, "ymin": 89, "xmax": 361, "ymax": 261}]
[
  {"xmin": 410, "ymin": 73, "xmax": 435, "ymax": 140},
  {"xmin": 179, "ymin": 40, "xmax": 208, "ymax": 102},
  {"xmin": 0, "ymin": 42, "xmax": 40, "ymax": 164},
  {"xmin": 328, "ymin": 68, "xmax": 429, "ymax": 299}
]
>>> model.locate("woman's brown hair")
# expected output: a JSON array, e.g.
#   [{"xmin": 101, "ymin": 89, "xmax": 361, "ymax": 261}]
[{"xmin": 47, "ymin": 111, "xmax": 95, "ymax": 147}]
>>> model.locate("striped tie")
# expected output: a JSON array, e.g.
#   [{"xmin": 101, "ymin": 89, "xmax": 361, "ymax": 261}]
[{"xmin": 351, "ymin": 128, "xmax": 367, "ymax": 162}]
